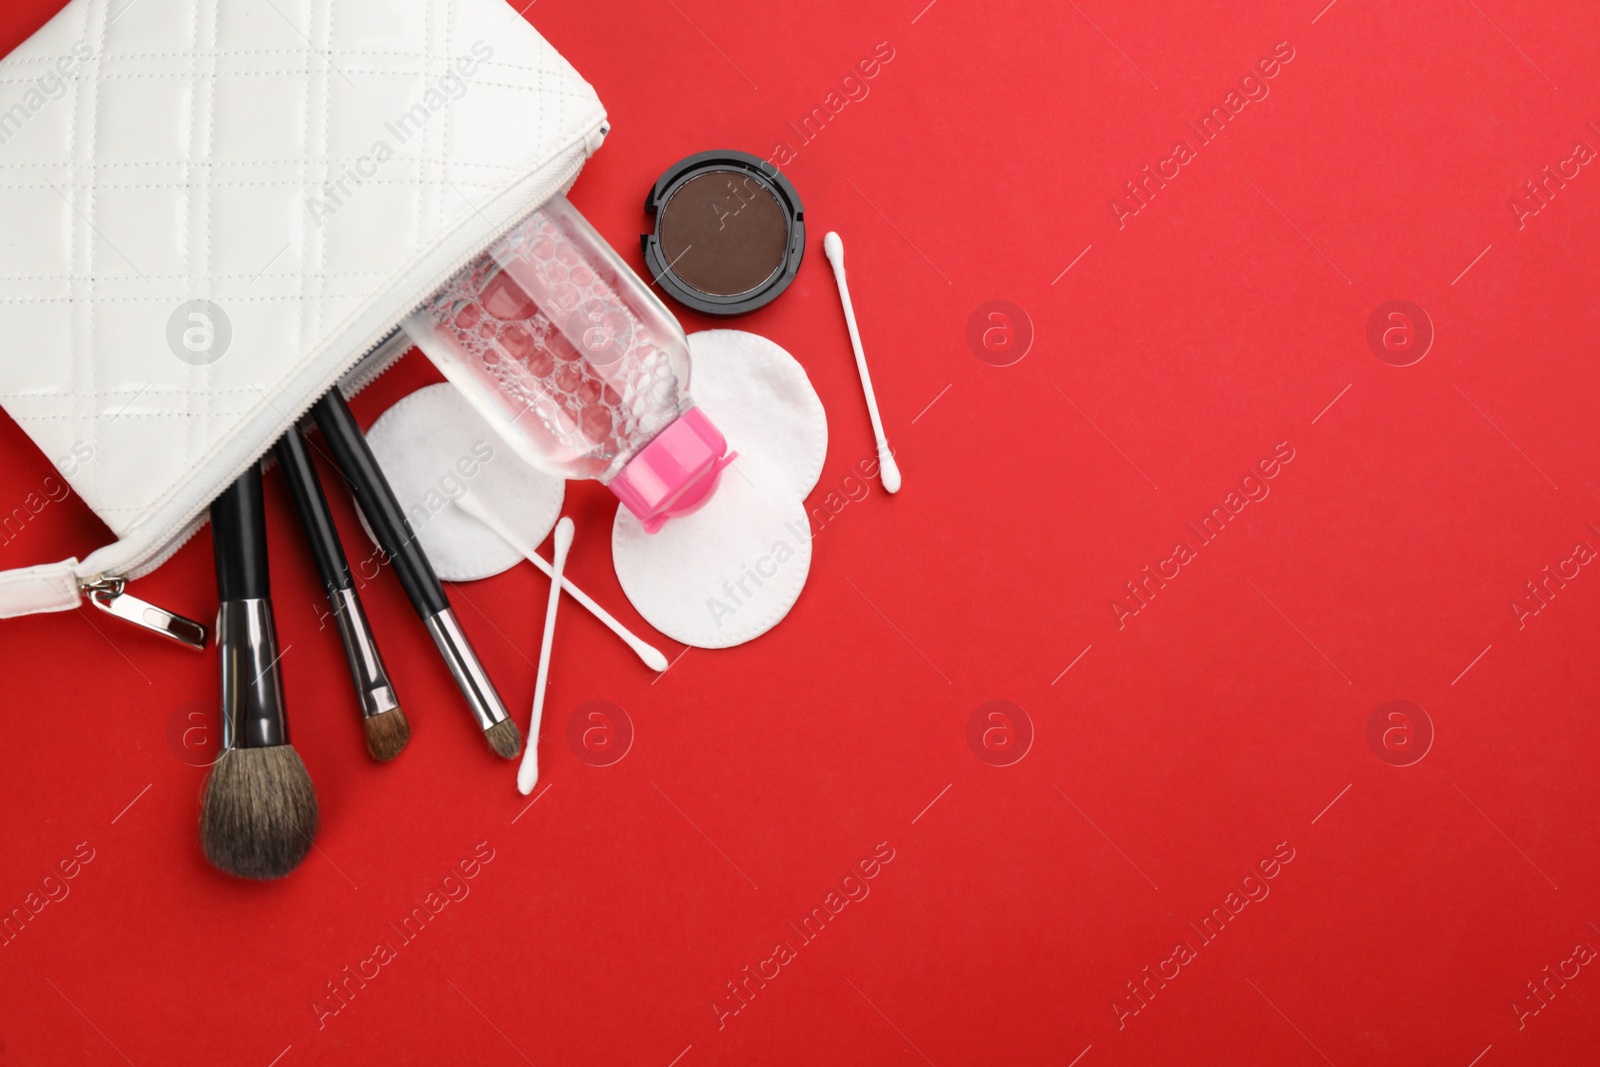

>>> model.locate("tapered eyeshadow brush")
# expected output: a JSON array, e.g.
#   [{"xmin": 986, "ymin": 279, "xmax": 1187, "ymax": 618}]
[
  {"xmin": 274, "ymin": 427, "xmax": 409, "ymax": 761},
  {"xmin": 311, "ymin": 388, "xmax": 521, "ymax": 760},
  {"xmin": 199, "ymin": 465, "xmax": 320, "ymax": 880}
]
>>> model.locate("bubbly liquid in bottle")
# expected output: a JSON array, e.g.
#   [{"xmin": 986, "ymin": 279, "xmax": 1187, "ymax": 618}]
[{"xmin": 406, "ymin": 196, "xmax": 693, "ymax": 483}]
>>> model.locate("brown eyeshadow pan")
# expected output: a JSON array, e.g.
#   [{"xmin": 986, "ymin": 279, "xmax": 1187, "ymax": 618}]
[
  {"xmin": 643, "ymin": 151, "xmax": 804, "ymax": 317},
  {"xmin": 658, "ymin": 172, "xmax": 788, "ymax": 298}
]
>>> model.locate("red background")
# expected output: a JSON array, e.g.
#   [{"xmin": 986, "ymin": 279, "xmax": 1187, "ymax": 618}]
[{"xmin": 3, "ymin": 0, "xmax": 1599, "ymax": 1064}]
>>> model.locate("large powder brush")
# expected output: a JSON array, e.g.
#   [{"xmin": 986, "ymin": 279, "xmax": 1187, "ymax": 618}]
[{"xmin": 199, "ymin": 466, "xmax": 320, "ymax": 880}]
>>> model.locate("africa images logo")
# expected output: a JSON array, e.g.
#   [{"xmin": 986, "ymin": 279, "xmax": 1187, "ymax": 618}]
[
  {"xmin": 307, "ymin": 41, "xmax": 496, "ymax": 226},
  {"xmin": 0, "ymin": 39, "xmax": 91, "ymax": 148}
]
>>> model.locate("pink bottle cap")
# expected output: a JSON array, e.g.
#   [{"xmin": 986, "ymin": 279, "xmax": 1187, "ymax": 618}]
[{"xmin": 608, "ymin": 406, "xmax": 735, "ymax": 533}]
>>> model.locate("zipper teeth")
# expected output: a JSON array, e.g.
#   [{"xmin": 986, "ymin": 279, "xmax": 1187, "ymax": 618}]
[
  {"xmin": 100, "ymin": 138, "xmax": 599, "ymax": 585},
  {"xmin": 108, "ymin": 342, "xmax": 416, "ymax": 583},
  {"xmin": 111, "ymin": 333, "xmax": 423, "ymax": 581}
]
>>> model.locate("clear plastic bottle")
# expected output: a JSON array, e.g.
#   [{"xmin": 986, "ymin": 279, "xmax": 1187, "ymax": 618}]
[{"xmin": 404, "ymin": 196, "xmax": 732, "ymax": 532}]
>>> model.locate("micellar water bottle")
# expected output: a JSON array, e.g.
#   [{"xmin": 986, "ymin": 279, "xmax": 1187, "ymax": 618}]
[{"xmin": 403, "ymin": 195, "xmax": 733, "ymax": 533}]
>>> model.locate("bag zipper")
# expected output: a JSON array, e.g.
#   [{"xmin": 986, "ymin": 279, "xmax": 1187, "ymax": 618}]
[
  {"xmin": 72, "ymin": 122, "xmax": 608, "ymax": 646},
  {"xmin": 83, "ymin": 577, "xmax": 207, "ymax": 651}
]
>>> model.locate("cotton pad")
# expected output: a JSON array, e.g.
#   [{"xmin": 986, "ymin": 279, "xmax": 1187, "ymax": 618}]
[
  {"xmin": 687, "ymin": 330, "xmax": 827, "ymax": 498},
  {"xmin": 361, "ymin": 383, "xmax": 564, "ymax": 581},
  {"xmin": 608, "ymin": 331, "xmax": 825, "ymax": 648},
  {"xmin": 364, "ymin": 330, "xmax": 823, "ymax": 646},
  {"xmin": 612, "ymin": 450, "xmax": 812, "ymax": 649}
]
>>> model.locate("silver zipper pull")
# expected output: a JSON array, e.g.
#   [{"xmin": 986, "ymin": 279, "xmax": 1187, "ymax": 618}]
[{"xmin": 84, "ymin": 577, "xmax": 208, "ymax": 651}]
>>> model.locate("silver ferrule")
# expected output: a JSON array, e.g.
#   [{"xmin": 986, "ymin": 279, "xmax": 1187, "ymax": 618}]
[
  {"xmin": 424, "ymin": 608, "xmax": 510, "ymax": 732},
  {"xmin": 329, "ymin": 588, "xmax": 399, "ymax": 719},
  {"xmin": 217, "ymin": 598, "xmax": 288, "ymax": 750}
]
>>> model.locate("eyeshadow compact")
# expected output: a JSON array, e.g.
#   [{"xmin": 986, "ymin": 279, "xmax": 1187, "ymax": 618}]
[{"xmin": 643, "ymin": 150, "xmax": 805, "ymax": 316}]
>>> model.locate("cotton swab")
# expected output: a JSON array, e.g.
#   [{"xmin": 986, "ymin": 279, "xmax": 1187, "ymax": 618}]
[
  {"xmin": 823, "ymin": 231, "xmax": 901, "ymax": 493},
  {"xmin": 518, "ymin": 516, "xmax": 573, "ymax": 795},
  {"xmin": 454, "ymin": 494, "xmax": 669, "ymax": 672}
]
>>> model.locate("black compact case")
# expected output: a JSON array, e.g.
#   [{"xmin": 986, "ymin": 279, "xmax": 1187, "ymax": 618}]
[{"xmin": 643, "ymin": 150, "xmax": 805, "ymax": 317}]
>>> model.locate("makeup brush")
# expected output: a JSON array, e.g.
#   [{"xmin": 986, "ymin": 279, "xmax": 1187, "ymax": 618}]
[
  {"xmin": 311, "ymin": 389, "xmax": 521, "ymax": 760},
  {"xmin": 200, "ymin": 465, "xmax": 319, "ymax": 880},
  {"xmin": 824, "ymin": 231, "xmax": 901, "ymax": 493},
  {"xmin": 518, "ymin": 516, "xmax": 573, "ymax": 795},
  {"xmin": 274, "ymin": 428, "xmax": 408, "ymax": 761},
  {"xmin": 453, "ymin": 494, "xmax": 669, "ymax": 671}
]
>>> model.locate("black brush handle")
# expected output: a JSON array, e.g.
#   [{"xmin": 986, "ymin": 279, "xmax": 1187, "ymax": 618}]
[
  {"xmin": 311, "ymin": 389, "xmax": 449, "ymax": 619},
  {"xmin": 273, "ymin": 428, "xmax": 353, "ymax": 595},
  {"xmin": 274, "ymin": 425, "xmax": 401, "ymax": 723},
  {"xmin": 211, "ymin": 465, "xmax": 269, "ymax": 601},
  {"xmin": 211, "ymin": 466, "xmax": 287, "ymax": 749}
]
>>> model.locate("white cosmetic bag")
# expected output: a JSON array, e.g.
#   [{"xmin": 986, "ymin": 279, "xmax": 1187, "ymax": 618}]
[{"xmin": 0, "ymin": 0, "xmax": 607, "ymax": 626}]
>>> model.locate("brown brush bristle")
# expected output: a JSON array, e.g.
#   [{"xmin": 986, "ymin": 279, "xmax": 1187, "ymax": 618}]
[
  {"xmin": 363, "ymin": 707, "xmax": 411, "ymax": 761},
  {"xmin": 199, "ymin": 747, "xmax": 319, "ymax": 880},
  {"xmin": 485, "ymin": 718, "xmax": 522, "ymax": 759}
]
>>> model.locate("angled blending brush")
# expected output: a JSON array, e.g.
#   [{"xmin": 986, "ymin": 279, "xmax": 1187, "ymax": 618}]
[
  {"xmin": 274, "ymin": 427, "xmax": 408, "ymax": 761},
  {"xmin": 200, "ymin": 465, "xmax": 319, "ymax": 880},
  {"xmin": 312, "ymin": 388, "xmax": 521, "ymax": 760}
]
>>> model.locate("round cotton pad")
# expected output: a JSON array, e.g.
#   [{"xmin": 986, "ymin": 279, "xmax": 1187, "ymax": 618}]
[
  {"xmin": 687, "ymin": 330, "xmax": 827, "ymax": 499},
  {"xmin": 361, "ymin": 383, "xmax": 564, "ymax": 582},
  {"xmin": 612, "ymin": 451, "xmax": 811, "ymax": 649}
]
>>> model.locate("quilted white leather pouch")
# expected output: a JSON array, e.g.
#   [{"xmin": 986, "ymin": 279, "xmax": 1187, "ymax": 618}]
[{"xmin": 0, "ymin": 0, "xmax": 607, "ymax": 622}]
